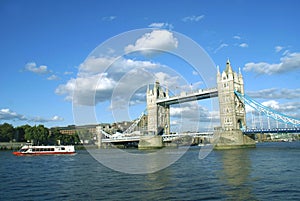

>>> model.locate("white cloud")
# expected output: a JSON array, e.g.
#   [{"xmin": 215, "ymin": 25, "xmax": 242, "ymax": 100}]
[
  {"xmin": 47, "ymin": 74, "xmax": 60, "ymax": 80},
  {"xmin": 275, "ymin": 46, "xmax": 284, "ymax": 53},
  {"xmin": 32, "ymin": 115, "xmax": 64, "ymax": 123},
  {"xmin": 64, "ymin": 71, "xmax": 73, "ymax": 75},
  {"xmin": 55, "ymin": 55, "xmax": 171, "ymax": 106},
  {"xmin": 124, "ymin": 30, "xmax": 178, "ymax": 55},
  {"xmin": 239, "ymin": 43, "xmax": 248, "ymax": 48},
  {"xmin": 25, "ymin": 62, "xmax": 51, "ymax": 74},
  {"xmin": 246, "ymin": 88, "xmax": 300, "ymax": 100},
  {"xmin": 246, "ymin": 99, "xmax": 300, "ymax": 119},
  {"xmin": 148, "ymin": 22, "xmax": 173, "ymax": 30},
  {"xmin": 182, "ymin": 15, "xmax": 204, "ymax": 22},
  {"xmin": 243, "ymin": 52, "xmax": 300, "ymax": 74},
  {"xmin": 214, "ymin": 43, "xmax": 228, "ymax": 53},
  {"xmin": 102, "ymin": 16, "xmax": 116, "ymax": 21},
  {"xmin": 233, "ymin": 35, "xmax": 241, "ymax": 40},
  {"xmin": 78, "ymin": 56, "xmax": 117, "ymax": 75},
  {"xmin": 0, "ymin": 108, "xmax": 26, "ymax": 121},
  {"xmin": 0, "ymin": 108, "xmax": 64, "ymax": 123},
  {"xmin": 262, "ymin": 100, "xmax": 280, "ymax": 110},
  {"xmin": 56, "ymin": 73, "xmax": 116, "ymax": 105},
  {"xmin": 169, "ymin": 102, "xmax": 219, "ymax": 132}
]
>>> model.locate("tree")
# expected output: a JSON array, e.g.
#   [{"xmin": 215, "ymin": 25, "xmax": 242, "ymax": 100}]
[
  {"xmin": 0, "ymin": 123, "xmax": 15, "ymax": 142},
  {"xmin": 24, "ymin": 125, "xmax": 33, "ymax": 143},
  {"xmin": 24, "ymin": 125, "xmax": 49, "ymax": 145},
  {"xmin": 15, "ymin": 125, "xmax": 31, "ymax": 142}
]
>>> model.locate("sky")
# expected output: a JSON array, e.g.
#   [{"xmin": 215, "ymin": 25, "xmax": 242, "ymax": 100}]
[{"xmin": 0, "ymin": 0, "xmax": 299, "ymax": 131}]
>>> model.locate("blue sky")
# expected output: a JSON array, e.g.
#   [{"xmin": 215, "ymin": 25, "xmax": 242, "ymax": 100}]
[{"xmin": 0, "ymin": 0, "xmax": 299, "ymax": 130}]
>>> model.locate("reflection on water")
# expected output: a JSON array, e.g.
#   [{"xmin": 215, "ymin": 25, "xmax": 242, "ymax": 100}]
[{"xmin": 218, "ymin": 149, "xmax": 257, "ymax": 200}]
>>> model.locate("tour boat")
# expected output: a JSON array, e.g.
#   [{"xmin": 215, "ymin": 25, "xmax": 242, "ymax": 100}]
[{"xmin": 13, "ymin": 144, "xmax": 76, "ymax": 156}]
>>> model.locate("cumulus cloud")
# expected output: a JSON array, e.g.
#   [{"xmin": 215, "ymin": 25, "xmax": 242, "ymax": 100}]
[
  {"xmin": 233, "ymin": 35, "xmax": 241, "ymax": 40},
  {"xmin": 25, "ymin": 62, "xmax": 51, "ymax": 74},
  {"xmin": 148, "ymin": 22, "xmax": 173, "ymax": 30},
  {"xmin": 56, "ymin": 73, "xmax": 116, "ymax": 105},
  {"xmin": 182, "ymin": 15, "xmax": 204, "ymax": 22},
  {"xmin": 243, "ymin": 52, "xmax": 300, "ymax": 74},
  {"xmin": 0, "ymin": 108, "xmax": 64, "ymax": 123},
  {"xmin": 124, "ymin": 29, "xmax": 178, "ymax": 55},
  {"xmin": 55, "ymin": 55, "xmax": 172, "ymax": 106}
]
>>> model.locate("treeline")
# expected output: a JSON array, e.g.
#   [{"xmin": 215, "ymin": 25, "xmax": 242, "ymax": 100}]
[{"xmin": 0, "ymin": 123, "xmax": 80, "ymax": 145}]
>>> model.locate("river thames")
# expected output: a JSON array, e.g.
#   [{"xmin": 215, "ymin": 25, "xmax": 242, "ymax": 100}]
[{"xmin": 1, "ymin": 142, "xmax": 299, "ymax": 200}]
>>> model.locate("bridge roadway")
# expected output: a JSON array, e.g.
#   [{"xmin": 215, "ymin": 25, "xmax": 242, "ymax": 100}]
[
  {"xmin": 101, "ymin": 132, "xmax": 214, "ymax": 143},
  {"xmin": 244, "ymin": 127, "xmax": 300, "ymax": 134},
  {"xmin": 156, "ymin": 88, "xmax": 218, "ymax": 106}
]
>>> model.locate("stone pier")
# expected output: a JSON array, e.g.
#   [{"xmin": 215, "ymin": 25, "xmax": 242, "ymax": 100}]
[
  {"xmin": 138, "ymin": 136, "xmax": 163, "ymax": 150},
  {"xmin": 213, "ymin": 130, "xmax": 256, "ymax": 149}
]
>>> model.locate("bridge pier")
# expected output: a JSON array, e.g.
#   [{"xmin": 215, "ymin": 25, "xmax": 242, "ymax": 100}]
[
  {"xmin": 138, "ymin": 135, "xmax": 163, "ymax": 149},
  {"xmin": 213, "ymin": 129, "xmax": 256, "ymax": 149}
]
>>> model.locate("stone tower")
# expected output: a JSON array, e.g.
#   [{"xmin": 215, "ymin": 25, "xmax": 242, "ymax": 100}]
[
  {"xmin": 217, "ymin": 59, "xmax": 246, "ymax": 131},
  {"xmin": 146, "ymin": 81, "xmax": 170, "ymax": 135},
  {"xmin": 215, "ymin": 59, "xmax": 255, "ymax": 149}
]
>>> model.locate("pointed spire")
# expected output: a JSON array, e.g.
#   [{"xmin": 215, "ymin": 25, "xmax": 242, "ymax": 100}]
[
  {"xmin": 238, "ymin": 67, "xmax": 243, "ymax": 79},
  {"xmin": 225, "ymin": 58, "xmax": 233, "ymax": 74},
  {"xmin": 226, "ymin": 58, "xmax": 230, "ymax": 65},
  {"xmin": 166, "ymin": 85, "xmax": 169, "ymax": 98}
]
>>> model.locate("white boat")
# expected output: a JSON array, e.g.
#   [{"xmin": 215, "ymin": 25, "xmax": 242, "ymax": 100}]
[
  {"xmin": 198, "ymin": 143, "xmax": 211, "ymax": 147},
  {"xmin": 13, "ymin": 144, "xmax": 76, "ymax": 156}
]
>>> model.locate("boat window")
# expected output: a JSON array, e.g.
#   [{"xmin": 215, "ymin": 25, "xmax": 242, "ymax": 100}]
[
  {"xmin": 61, "ymin": 147, "xmax": 65, "ymax": 150},
  {"xmin": 20, "ymin": 149, "xmax": 28, "ymax": 152}
]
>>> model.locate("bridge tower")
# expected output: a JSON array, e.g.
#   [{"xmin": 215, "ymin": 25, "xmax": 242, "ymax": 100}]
[
  {"xmin": 215, "ymin": 59, "xmax": 255, "ymax": 149},
  {"xmin": 146, "ymin": 81, "xmax": 170, "ymax": 135},
  {"xmin": 217, "ymin": 59, "xmax": 246, "ymax": 131}
]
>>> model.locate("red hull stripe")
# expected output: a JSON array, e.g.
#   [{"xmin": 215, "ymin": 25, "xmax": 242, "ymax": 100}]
[{"xmin": 13, "ymin": 152, "xmax": 76, "ymax": 156}]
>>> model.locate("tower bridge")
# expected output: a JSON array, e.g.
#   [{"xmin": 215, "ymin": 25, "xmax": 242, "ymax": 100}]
[{"xmin": 97, "ymin": 59, "xmax": 300, "ymax": 149}]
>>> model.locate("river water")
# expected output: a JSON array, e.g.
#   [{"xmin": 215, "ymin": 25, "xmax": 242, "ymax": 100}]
[{"xmin": 1, "ymin": 142, "xmax": 299, "ymax": 201}]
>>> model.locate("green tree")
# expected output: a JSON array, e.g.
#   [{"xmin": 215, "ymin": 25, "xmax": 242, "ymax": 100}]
[
  {"xmin": 0, "ymin": 123, "xmax": 15, "ymax": 142},
  {"xmin": 24, "ymin": 125, "xmax": 33, "ymax": 143},
  {"xmin": 15, "ymin": 125, "xmax": 31, "ymax": 142},
  {"xmin": 24, "ymin": 125, "xmax": 49, "ymax": 145},
  {"xmin": 49, "ymin": 127, "xmax": 61, "ymax": 144}
]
